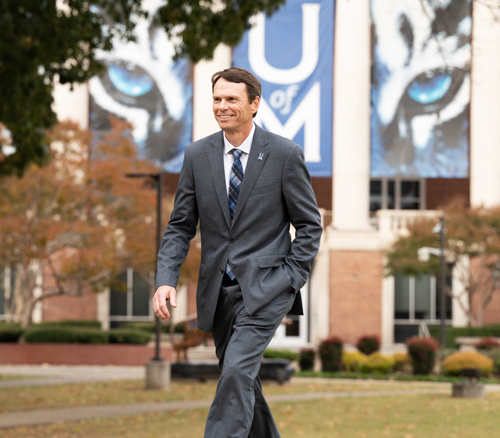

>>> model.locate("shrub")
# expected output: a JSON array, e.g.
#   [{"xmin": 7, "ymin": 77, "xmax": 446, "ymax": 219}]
[
  {"xmin": 407, "ymin": 337, "xmax": 439, "ymax": 375},
  {"xmin": 299, "ymin": 348, "xmax": 316, "ymax": 371},
  {"xmin": 342, "ymin": 351, "xmax": 368, "ymax": 372},
  {"xmin": 359, "ymin": 352, "xmax": 394, "ymax": 375},
  {"xmin": 125, "ymin": 322, "xmax": 156, "ymax": 333},
  {"xmin": 263, "ymin": 349, "xmax": 299, "ymax": 362},
  {"xmin": 441, "ymin": 351, "xmax": 494, "ymax": 377},
  {"xmin": 108, "ymin": 329, "xmax": 151, "ymax": 345},
  {"xmin": 0, "ymin": 325, "xmax": 23, "ymax": 342},
  {"xmin": 23, "ymin": 327, "xmax": 108, "ymax": 344},
  {"xmin": 35, "ymin": 320, "xmax": 102, "ymax": 329},
  {"xmin": 356, "ymin": 335, "xmax": 381, "ymax": 355},
  {"xmin": 392, "ymin": 353, "xmax": 410, "ymax": 372},
  {"xmin": 481, "ymin": 349, "xmax": 500, "ymax": 375},
  {"xmin": 319, "ymin": 337, "xmax": 343, "ymax": 372},
  {"xmin": 475, "ymin": 337, "xmax": 500, "ymax": 351},
  {"xmin": 428, "ymin": 324, "xmax": 500, "ymax": 348}
]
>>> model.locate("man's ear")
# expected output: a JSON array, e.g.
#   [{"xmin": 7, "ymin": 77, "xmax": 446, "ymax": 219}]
[{"xmin": 252, "ymin": 96, "xmax": 261, "ymax": 115}]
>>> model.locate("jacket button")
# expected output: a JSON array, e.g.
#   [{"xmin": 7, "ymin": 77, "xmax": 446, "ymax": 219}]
[
  {"xmin": 220, "ymin": 268, "xmax": 224, "ymax": 274},
  {"xmin": 229, "ymin": 238, "xmax": 235, "ymax": 243}
]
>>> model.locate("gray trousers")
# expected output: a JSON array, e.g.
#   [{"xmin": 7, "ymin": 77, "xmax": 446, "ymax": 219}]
[{"xmin": 203, "ymin": 284, "xmax": 295, "ymax": 438}]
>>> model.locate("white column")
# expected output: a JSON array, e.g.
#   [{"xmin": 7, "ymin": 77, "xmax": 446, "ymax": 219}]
[
  {"xmin": 309, "ymin": 227, "xmax": 330, "ymax": 345},
  {"xmin": 381, "ymin": 275, "xmax": 395, "ymax": 347},
  {"xmin": 52, "ymin": 82, "xmax": 89, "ymax": 129},
  {"xmin": 32, "ymin": 261, "xmax": 43, "ymax": 324},
  {"xmin": 97, "ymin": 288, "xmax": 110, "ymax": 330},
  {"xmin": 470, "ymin": 1, "xmax": 500, "ymax": 207},
  {"xmin": 332, "ymin": 0, "xmax": 371, "ymax": 230},
  {"xmin": 193, "ymin": 44, "xmax": 231, "ymax": 141}
]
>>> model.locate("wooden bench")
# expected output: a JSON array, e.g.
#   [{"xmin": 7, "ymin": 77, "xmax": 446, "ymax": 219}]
[{"xmin": 171, "ymin": 314, "xmax": 211, "ymax": 363}]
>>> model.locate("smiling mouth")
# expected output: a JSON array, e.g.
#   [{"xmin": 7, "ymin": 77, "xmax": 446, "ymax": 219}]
[{"xmin": 218, "ymin": 115, "xmax": 233, "ymax": 120}]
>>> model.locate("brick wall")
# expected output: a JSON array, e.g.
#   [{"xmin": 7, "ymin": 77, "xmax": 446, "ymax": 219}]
[
  {"xmin": 329, "ymin": 250, "xmax": 383, "ymax": 345},
  {"xmin": 42, "ymin": 289, "xmax": 98, "ymax": 322},
  {"xmin": 469, "ymin": 258, "xmax": 500, "ymax": 326},
  {"xmin": 0, "ymin": 344, "xmax": 172, "ymax": 365}
]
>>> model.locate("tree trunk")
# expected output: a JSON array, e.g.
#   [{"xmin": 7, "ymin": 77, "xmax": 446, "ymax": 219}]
[{"xmin": 21, "ymin": 298, "xmax": 36, "ymax": 329}]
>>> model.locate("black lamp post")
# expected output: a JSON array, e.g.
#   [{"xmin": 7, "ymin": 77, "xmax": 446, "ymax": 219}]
[
  {"xmin": 417, "ymin": 215, "xmax": 447, "ymax": 349},
  {"xmin": 438, "ymin": 215, "xmax": 447, "ymax": 349},
  {"xmin": 126, "ymin": 172, "xmax": 163, "ymax": 361}
]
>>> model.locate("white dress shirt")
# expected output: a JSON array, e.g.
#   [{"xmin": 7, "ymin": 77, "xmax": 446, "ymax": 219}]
[{"xmin": 223, "ymin": 123, "xmax": 255, "ymax": 195}]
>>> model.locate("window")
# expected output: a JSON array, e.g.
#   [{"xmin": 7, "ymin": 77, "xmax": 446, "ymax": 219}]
[
  {"xmin": 109, "ymin": 268, "xmax": 153, "ymax": 322},
  {"xmin": 370, "ymin": 178, "xmax": 425, "ymax": 217},
  {"xmin": 394, "ymin": 274, "xmax": 452, "ymax": 323},
  {"xmin": 394, "ymin": 272, "xmax": 452, "ymax": 343}
]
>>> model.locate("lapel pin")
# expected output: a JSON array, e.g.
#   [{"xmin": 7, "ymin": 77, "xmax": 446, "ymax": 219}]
[{"xmin": 258, "ymin": 153, "xmax": 264, "ymax": 161}]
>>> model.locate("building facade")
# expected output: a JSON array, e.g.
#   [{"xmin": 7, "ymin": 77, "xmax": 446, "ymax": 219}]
[{"xmin": 3, "ymin": 0, "xmax": 500, "ymax": 349}]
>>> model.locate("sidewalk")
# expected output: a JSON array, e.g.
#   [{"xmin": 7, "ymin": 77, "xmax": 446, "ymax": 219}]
[
  {"xmin": 0, "ymin": 387, "xmax": 454, "ymax": 429},
  {"xmin": 0, "ymin": 365, "xmax": 144, "ymax": 387}
]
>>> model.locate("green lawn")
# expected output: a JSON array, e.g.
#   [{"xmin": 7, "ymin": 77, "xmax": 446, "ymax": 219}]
[
  {"xmin": 0, "ymin": 375, "xmax": 44, "ymax": 381},
  {"xmin": 0, "ymin": 379, "xmax": 442, "ymax": 413},
  {"xmin": 3, "ymin": 392, "xmax": 500, "ymax": 438}
]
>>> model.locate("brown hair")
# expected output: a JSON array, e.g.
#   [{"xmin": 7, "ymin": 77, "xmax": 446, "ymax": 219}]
[{"xmin": 211, "ymin": 67, "xmax": 261, "ymax": 118}]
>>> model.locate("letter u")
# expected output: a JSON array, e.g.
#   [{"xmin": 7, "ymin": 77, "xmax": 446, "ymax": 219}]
[{"xmin": 248, "ymin": 3, "xmax": 320, "ymax": 85}]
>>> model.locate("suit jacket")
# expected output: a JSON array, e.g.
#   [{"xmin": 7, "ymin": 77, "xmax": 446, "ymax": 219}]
[{"xmin": 156, "ymin": 125, "xmax": 323, "ymax": 333}]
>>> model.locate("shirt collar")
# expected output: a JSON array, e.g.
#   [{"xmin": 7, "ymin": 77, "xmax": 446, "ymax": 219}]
[{"xmin": 223, "ymin": 123, "xmax": 255, "ymax": 156}]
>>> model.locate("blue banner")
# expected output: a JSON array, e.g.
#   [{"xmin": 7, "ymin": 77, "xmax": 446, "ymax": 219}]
[
  {"xmin": 89, "ymin": 2, "xmax": 193, "ymax": 173},
  {"xmin": 233, "ymin": 0, "xmax": 334, "ymax": 177},
  {"xmin": 371, "ymin": 0, "xmax": 471, "ymax": 177}
]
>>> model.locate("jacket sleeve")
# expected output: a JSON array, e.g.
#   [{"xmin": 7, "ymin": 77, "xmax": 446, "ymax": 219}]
[
  {"xmin": 155, "ymin": 146, "xmax": 199, "ymax": 290},
  {"xmin": 281, "ymin": 144, "xmax": 323, "ymax": 291}
]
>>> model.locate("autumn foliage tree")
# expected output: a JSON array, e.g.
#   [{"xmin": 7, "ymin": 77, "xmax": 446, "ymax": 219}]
[
  {"xmin": 0, "ymin": 119, "xmax": 199, "ymax": 327},
  {"xmin": 386, "ymin": 198, "xmax": 500, "ymax": 327}
]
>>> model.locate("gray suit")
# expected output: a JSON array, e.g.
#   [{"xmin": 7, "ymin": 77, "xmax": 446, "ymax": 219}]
[{"xmin": 156, "ymin": 124, "xmax": 322, "ymax": 437}]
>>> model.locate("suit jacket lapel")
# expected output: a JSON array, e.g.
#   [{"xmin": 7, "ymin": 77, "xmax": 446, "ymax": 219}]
[
  {"xmin": 208, "ymin": 132, "xmax": 231, "ymax": 228},
  {"xmin": 231, "ymin": 126, "xmax": 269, "ymax": 226}
]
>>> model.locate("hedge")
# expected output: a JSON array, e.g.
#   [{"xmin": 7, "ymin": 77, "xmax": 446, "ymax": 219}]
[
  {"xmin": 108, "ymin": 328, "xmax": 151, "ymax": 345},
  {"xmin": 428, "ymin": 324, "xmax": 500, "ymax": 348},
  {"xmin": 0, "ymin": 325, "xmax": 23, "ymax": 342},
  {"xmin": 263, "ymin": 348, "xmax": 299, "ymax": 362},
  {"xmin": 125, "ymin": 321, "xmax": 186, "ymax": 334},
  {"xmin": 23, "ymin": 327, "xmax": 109, "ymax": 344},
  {"xmin": 392, "ymin": 353, "xmax": 410, "ymax": 372},
  {"xmin": 441, "ymin": 351, "xmax": 494, "ymax": 377},
  {"xmin": 299, "ymin": 348, "xmax": 316, "ymax": 371},
  {"xmin": 319, "ymin": 337, "xmax": 343, "ymax": 372},
  {"xmin": 35, "ymin": 320, "xmax": 102, "ymax": 329},
  {"xmin": 356, "ymin": 335, "xmax": 381, "ymax": 355},
  {"xmin": 407, "ymin": 337, "xmax": 439, "ymax": 375},
  {"xmin": 342, "ymin": 351, "xmax": 368, "ymax": 372},
  {"xmin": 359, "ymin": 353, "xmax": 394, "ymax": 375}
]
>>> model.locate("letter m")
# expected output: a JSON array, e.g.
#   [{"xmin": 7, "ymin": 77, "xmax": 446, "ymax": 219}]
[{"xmin": 255, "ymin": 82, "xmax": 321, "ymax": 163}]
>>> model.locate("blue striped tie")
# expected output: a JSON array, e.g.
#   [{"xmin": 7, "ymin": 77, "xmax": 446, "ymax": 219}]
[{"xmin": 226, "ymin": 149, "xmax": 244, "ymax": 280}]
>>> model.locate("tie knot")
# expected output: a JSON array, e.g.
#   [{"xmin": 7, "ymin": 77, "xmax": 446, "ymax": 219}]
[{"xmin": 231, "ymin": 148, "xmax": 243, "ymax": 160}]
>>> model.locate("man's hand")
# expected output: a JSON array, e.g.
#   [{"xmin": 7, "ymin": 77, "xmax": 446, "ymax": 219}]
[{"xmin": 153, "ymin": 285, "xmax": 177, "ymax": 321}]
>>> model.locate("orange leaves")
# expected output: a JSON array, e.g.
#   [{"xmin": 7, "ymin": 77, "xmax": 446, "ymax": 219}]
[{"xmin": 0, "ymin": 119, "xmax": 159, "ymax": 296}]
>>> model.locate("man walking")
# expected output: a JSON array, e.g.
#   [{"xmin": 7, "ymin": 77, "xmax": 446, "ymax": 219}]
[{"xmin": 153, "ymin": 67, "xmax": 322, "ymax": 437}]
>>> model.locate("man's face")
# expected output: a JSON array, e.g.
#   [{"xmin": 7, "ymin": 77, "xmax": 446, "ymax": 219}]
[{"xmin": 213, "ymin": 78, "xmax": 260, "ymax": 134}]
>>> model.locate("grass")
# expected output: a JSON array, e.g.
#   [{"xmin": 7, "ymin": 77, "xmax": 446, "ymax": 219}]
[
  {"xmin": 0, "ymin": 379, "xmax": 442, "ymax": 414},
  {"xmin": 2, "ymin": 392, "xmax": 500, "ymax": 437},
  {"xmin": 0, "ymin": 375, "xmax": 45, "ymax": 381}
]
